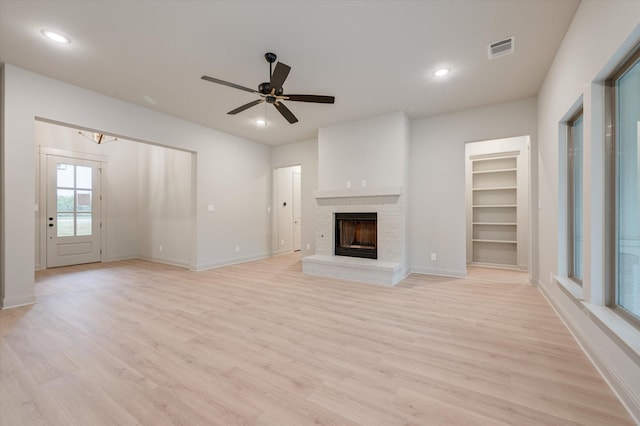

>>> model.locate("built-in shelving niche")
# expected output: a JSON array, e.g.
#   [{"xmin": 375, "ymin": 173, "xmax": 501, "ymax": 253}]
[{"xmin": 465, "ymin": 136, "xmax": 530, "ymax": 271}]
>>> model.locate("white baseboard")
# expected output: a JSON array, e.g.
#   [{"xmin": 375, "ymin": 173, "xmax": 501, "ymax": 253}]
[
  {"xmin": 2, "ymin": 294, "xmax": 37, "ymax": 309},
  {"xmin": 104, "ymin": 254, "xmax": 139, "ymax": 262},
  {"xmin": 410, "ymin": 266, "xmax": 468, "ymax": 279},
  {"xmin": 138, "ymin": 255, "xmax": 190, "ymax": 269},
  {"xmin": 538, "ymin": 281, "xmax": 640, "ymax": 424},
  {"xmin": 193, "ymin": 253, "xmax": 270, "ymax": 272}
]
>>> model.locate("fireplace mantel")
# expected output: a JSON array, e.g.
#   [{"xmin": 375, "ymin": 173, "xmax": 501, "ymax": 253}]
[{"xmin": 313, "ymin": 187, "xmax": 402, "ymax": 200}]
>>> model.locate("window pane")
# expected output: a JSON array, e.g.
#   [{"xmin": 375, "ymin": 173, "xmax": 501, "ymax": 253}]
[
  {"xmin": 76, "ymin": 166, "xmax": 92, "ymax": 189},
  {"xmin": 57, "ymin": 163, "xmax": 74, "ymax": 188},
  {"xmin": 57, "ymin": 189, "xmax": 75, "ymax": 212},
  {"xmin": 76, "ymin": 213, "xmax": 92, "ymax": 236},
  {"xmin": 616, "ymin": 58, "xmax": 640, "ymax": 318},
  {"xmin": 76, "ymin": 190, "xmax": 92, "ymax": 212},
  {"xmin": 572, "ymin": 115, "xmax": 584, "ymax": 281},
  {"xmin": 57, "ymin": 213, "xmax": 74, "ymax": 237}
]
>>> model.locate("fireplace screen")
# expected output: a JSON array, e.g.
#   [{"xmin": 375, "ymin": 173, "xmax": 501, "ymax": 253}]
[{"xmin": 335, "ymin": 212, "xmax": 377, "ymax": 259}]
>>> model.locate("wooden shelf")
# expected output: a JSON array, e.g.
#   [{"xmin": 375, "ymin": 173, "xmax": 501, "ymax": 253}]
[
  {"xmin": 472, "ymin": 186, "xmax": 517, "ymax": 191},
  {"xmin": 473, "ymin": 239, "xmax": 517, "ymax": 244},
  {"xmin": 472, "ymin": 204, "xmax": 517, "ymax": 208},
  {"xmin": 472, "ymin": 168, "xmax": 517, "ymax": 174},
  {"xmin": 473, "ymin": 222, "xmax": 517, "ymax": 226},
  {"xmin": 314, "ymin": 187, "xmax": 402, "ymax": 199}
]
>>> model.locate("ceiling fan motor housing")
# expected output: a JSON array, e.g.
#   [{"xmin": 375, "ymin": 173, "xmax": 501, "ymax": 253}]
[{"xmin": 259, "ymin": 82, "xmax": 283, "ymax": 96}]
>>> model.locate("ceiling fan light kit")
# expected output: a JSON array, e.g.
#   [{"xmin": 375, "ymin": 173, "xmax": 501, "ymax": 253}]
[{"xmin": 201, "ymin": 52, "xmax": 335, "ymax": 125}]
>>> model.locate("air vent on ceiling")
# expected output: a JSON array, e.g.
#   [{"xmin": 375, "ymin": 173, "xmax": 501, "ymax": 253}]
[{"xmin": 488, "ymin": 37, "xmax": 514, "ymax": 59}]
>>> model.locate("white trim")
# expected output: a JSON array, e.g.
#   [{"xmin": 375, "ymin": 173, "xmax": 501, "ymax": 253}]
[
  {"xmin": 553, "ymin": 274, "xmax": 585, "ymax": 300},
  {"xmin": 193, "ymin": 253, "xmax": 271, "ymax": 272},
  {"xmin": 539, "ymin": 282, "xmax": 640, "ymax": 424},
  {"xmin": 38, "ymin": 146, "xmax": 107, "ymax": 162},
  {"xmin": 410, "ymin": 266, "xmax": 468, "ymax": 279},
  {"xmin": 2, "ymin": 294, "xmax": 37, "ymax": 309},
  {"xmin": 138, "ymin": 255, "xmax": 190, "ymax": 269},
  {"xmin": 314, "ymin": 187, "xmax": 402, "ymax": 199}
]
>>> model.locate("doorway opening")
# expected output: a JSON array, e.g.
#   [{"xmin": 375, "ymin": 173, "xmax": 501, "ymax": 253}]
[
  {"xmin": 35, "ymin": 119, "xmax": 195, "ymax": 270},
  {"xmin": 465, "ymin": 136, "xmax": 530, "ymax": 272},
  {"xmin": 275, "ymin": 165, "xmax": 302, "ymax": 254}
]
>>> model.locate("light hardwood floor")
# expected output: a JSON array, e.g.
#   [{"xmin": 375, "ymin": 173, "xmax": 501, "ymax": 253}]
[{"xmin": 1, "ymin": 254, "xmax": 634, "ymax": 425}]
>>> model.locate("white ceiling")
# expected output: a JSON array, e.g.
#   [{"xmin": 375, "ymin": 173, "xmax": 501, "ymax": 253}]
[{"xmin": 0, "ymin": 0, "xmax": 579, "ymax": 146}]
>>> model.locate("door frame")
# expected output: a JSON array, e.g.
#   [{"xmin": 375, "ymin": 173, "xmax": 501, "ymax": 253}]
[
  {"xmin": 37, "ymin": 147, "xmax": 107, "ymax": 270},
  {"xmin": 272, "ymin": 164, "xmax": 302, "ymax": 255},
  {"xmin": 464, "ymin": 135, "xmax": 531, "ymax": 274}
]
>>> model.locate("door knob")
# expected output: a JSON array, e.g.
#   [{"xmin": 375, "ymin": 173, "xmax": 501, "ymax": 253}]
[{"xmin": 48, "ymin": 224, "xmax": 54, "ymax": 227}]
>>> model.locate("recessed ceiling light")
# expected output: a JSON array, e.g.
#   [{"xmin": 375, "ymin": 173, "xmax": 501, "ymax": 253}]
[
  {"xmin": 434, "ymin": 68, "xmax": 450, "ymax": 77},
  {"xmin": 255, "ymin": 119, "xmax": 267, "ymax": 127},
  {"xmin": 41, "ymin": 29, "xmax": 70, "ymax": 44}
]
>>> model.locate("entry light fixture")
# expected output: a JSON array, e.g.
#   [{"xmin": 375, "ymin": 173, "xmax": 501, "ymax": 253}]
[
  {"xmin": 434, "ymin": 68, "xmax": 450, "ymax": 77},
  {"xmin": 78, "ymin": 131, "xmax": 117, "ymax": 145},
  {"xmin": 255, "ymin": 119, "xmax": 267, "ymax": 127}
]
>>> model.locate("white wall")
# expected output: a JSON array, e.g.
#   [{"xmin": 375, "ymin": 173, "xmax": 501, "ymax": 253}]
[
  {"xmin": 1, "ymin": 64, "xmax": 271, "ymax": 308},
  {"xmin": 103, "ymin": 139, "xmax": 143, "ymax": 262},
  {"xmin": 318, "ymin": 111, "xmax": 408, "ymax": 191},
  {"xmin": 271, "ymin": 139, "xmax": 318, "ymax": 257},
  {"xmin": 410, "ymin": 97, "xmax": 537, "ymax": 278},
  {"xmin": 536, "ymin": 0, "xmax": 640, "ymax": 420},
  {"xmin": 137, "ymin": 143, "xmax": 192, "ymax": 267}
]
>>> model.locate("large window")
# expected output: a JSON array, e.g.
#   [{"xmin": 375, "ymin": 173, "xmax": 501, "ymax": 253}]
[
  {"xmin": 612, "ymin": 52, "xmax": 640, "ymax": 323},
  {"xmin": 568, "ymin": 111, "xmax": 584, "ymax": 284}
]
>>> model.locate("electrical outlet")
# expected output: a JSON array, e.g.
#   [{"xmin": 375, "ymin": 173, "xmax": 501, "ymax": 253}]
[
  {"xmin": 281, "ymin": 239, "xmax": 285, "ymax": 246},
  {"xmin": 159, "ymin": 245, "xmax": 163, "ymax": 252},
  {"xmin": 362, "ymin": 180, "xmax": 367, "ymax": 187},
  {"xmin": 550, "ymin": 271, "xmax": 553, "ymax": 284},
  {"xmin": 235, "ymin": 245, "xmax": 240, "ymax": 253},
  {"xmin": 207, "ymin": 204, "xmax": 215, "ymax": 212},
  {"xmin": 346, "ymin": 180, "xmax": 351, "ymax": 189},
  {"xmin": 306, "ymin": 243, "xmax": 311, "ymax": 251},
  {"xmin": 431, "ymin": 253, "xmax": 437, "ymax": 261}
]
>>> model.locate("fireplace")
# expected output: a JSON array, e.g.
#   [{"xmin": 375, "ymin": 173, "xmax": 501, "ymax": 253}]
[{"xmin": 335, "ymin": 212, "xmax": 377, "ymax": 259}]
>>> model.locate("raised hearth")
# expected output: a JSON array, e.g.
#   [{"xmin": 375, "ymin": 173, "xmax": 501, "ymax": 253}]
[{"xmin": 302, "ymin": 188, "xmax": 406, "ymax": 286}]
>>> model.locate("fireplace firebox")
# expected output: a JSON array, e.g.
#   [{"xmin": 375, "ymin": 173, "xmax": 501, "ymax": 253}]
[{"xmin": 335, "ymin": 212, "xmax": 377, "ymax": 259}]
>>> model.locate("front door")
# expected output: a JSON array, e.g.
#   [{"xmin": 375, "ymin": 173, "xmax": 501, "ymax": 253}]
[{"xmin": 46, "ymin": 155, "xmax": 102, "ymax": 268}]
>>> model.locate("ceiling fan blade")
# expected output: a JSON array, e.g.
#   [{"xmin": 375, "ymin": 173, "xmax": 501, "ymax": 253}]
[
  {"xmin": 284, "ymin": 94, "xmax": 335, "ymax": 104},
  {"xmin": 273, "ymin": 102, "xmax": 298, "ymax": 124},
  {"xmin": 270, "ymin": 62, "xmax": 291, "ymax": 90},
  {"xmin": 201, "ymin": 75, "xmax": 258, "ymax": 94},
  {"xmin": 228, "ymin": 99, "xmax": 264, "ymax": 115}
]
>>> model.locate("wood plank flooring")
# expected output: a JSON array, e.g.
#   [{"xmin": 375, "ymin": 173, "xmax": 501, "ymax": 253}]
[{"xmin": 0, "ymin": 254, "xmax": 634, "ymax": 425}]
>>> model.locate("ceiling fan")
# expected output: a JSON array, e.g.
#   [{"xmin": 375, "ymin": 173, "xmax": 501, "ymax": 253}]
[{"xmin": 201, "ymin": 52, "xmax": 335, "ymax": 124}]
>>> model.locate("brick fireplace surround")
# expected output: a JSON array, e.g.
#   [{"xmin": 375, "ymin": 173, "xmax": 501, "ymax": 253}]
[{"xmin": 302, "ymin": 188, "xmax": 406, "ymax": 286}]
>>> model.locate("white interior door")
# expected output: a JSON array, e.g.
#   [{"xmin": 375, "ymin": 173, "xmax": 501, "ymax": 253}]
[
  {"xmin": 293, "ymin": 169, "xmax": 302, "ymax": 251},
  {"xmin": 46, "ymin": 155, "xmax": 102, "ymax": 268}
]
